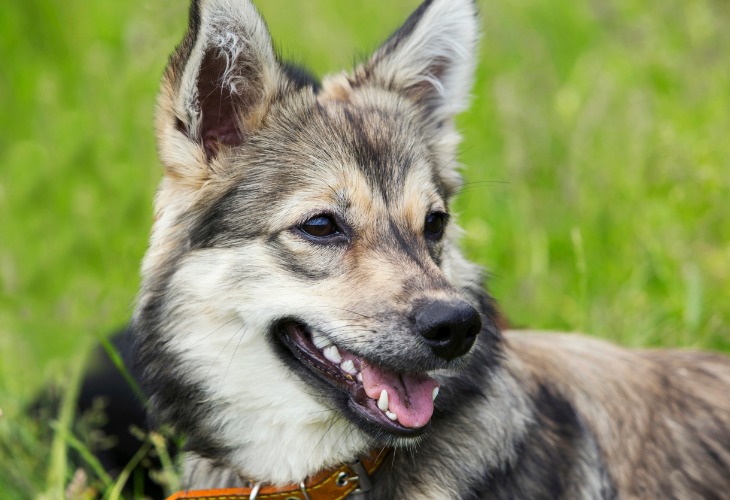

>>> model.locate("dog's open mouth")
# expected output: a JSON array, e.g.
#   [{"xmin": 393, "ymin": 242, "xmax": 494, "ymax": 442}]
[{"xmin": 276, "ymin": 322, "xmax": 440, "ymax": 436}]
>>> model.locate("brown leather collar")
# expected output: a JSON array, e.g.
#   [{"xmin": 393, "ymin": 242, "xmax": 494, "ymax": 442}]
[{"xmin": 166, "ymin": 449, "xmax": 389, "ymax": 500}]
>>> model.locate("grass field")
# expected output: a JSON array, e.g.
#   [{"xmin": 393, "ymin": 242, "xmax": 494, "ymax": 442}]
[{"xmin": 1, "ymin": 0, "xmax": 728, "ymax": 497}]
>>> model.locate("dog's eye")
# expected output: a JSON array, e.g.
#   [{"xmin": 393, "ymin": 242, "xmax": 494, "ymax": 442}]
[
  {"xmin": 300, "ymin": 215, "xmax": 339, "ymax": 238},
  {"xmin": 424, "ymin": 212, "xmax": 447, "ymax": 240}
]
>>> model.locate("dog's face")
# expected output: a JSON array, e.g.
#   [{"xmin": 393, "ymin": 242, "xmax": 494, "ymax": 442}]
[{"xmin": 135, "ymin": 0, "xmax": 493, "ymax": 482}]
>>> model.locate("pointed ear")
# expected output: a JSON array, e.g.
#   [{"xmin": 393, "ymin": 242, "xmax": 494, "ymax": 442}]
[
  {"xmin": 355, "ymin": 0, "xmax": 479, "ymax": 122},
  {"xmin": 156, "ymin": 0, "xmax": 282, "ymax": 186}
]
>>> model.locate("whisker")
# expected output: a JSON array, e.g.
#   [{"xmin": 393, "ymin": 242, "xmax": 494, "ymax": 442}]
[
  {"xmin": 221, "ymin": 324, "xmax": 248, "ymax": 386},
  {"xmin": 190, "ymin": 316, "xmax": 239, "ymax": 347},
  {"xmin": 206, "ymin": 323, "xmax": 244, "ymax": 382}
]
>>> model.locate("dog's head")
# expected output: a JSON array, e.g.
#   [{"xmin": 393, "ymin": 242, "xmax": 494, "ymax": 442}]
[{"xmin": 134, "ymin": 0, "xmax": 500, "ymax": 483}]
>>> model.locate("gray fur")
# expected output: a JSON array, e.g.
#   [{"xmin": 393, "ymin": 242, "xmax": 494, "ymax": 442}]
[{"xmin": 133, "ymin": 0, "xmax": 730, "ymax": 497}]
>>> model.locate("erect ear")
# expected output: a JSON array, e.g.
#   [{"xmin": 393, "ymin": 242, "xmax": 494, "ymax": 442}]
[
  {"xmin": 354, "ymin": 0, "xmax": 479, "ymax": 123},
  {"xmin": 156, "ymin": 0, "xmax": 282, "ymax": 186}
]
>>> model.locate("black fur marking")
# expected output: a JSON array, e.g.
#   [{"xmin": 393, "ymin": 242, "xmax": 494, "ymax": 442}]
[
  {"xmin": 326, "ymin": 102, "xmax": 450, "ymax": 212},
  {"xmin": 166, "ymin": 0, "xmax": 202, "ymax": 92},
  {"xmin": 377, "ymin": 0, "xmax": 434, "ymax": 62},
  {"xmin": 175, "ymin": 117, "xmax": 188, "ymax": 136},
  {"xmin": 268, "ymin": 237, "xmax": 336, "ymax": 282},
  {"xmin": 433, "ymin": 344, "xmax": 499, "ymax": 419},
  {"xmin": 188, "ymin": 187, "xmax": 261, "ymax": 249},
  {"xmin": 337, "ymin": 106, "xmax": 414, "ymax": 201},
  {"xmin": 473, "ymin": 384, "xmax": 616, "ymax": 499},
  {"xmin": 384, "ymin": 218, "xmax": 428, "ymax": 272},
  {"xmin": 343, "ymin": 108, "xmax": 390, "ymax": 175},
  {"xmin": 281, "ymin": 61, "xmax": 320, "ymax": 92},
  {"xmin": 133, "ymin": 298, "xmax": 234, "ymax": 463}
]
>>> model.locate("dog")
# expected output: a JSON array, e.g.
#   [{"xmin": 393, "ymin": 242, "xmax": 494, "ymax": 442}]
[{"xmin": 128, "ymin": 0, "xmax": 730, "ymax": 497}]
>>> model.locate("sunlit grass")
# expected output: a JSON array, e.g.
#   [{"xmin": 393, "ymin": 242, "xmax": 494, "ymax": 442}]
[{"xmin": 1, "ymin": 0, "xmax": 728, "ymax": 495}]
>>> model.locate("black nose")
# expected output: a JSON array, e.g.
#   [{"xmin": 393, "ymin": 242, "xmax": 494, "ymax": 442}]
[{"xmin": 415, "ymin": 301, "xmax": 482, "ymax": 360}]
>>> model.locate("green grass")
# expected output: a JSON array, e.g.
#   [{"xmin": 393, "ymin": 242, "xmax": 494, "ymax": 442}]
[{"xmin": 1, "ymin": 0, "xmax": 728, "ymax": 496}]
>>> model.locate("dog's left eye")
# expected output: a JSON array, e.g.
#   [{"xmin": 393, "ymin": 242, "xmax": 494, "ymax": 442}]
[
  {"xmin": 424, "ymin": 212, "xmax": 448, "ymax": 240},
  {"xmin": 299, "ymin": 215, "xmax": 340, "ymax": 238}
]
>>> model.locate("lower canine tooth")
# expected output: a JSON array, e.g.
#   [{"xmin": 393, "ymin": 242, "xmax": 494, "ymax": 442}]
[
  {"xmin": 432, "ymin": 387, "xmax": 440, "ymax": 401},
  {"xmin": 385, "ymin": 411, "xmax": 397, "ymax": 421},
  {"xmin": 323, "ymin": 346, "xmax": 342, "ymax": 364},
  {"xmin": 356, "ymin": 372, "xmax": 363, "ymax": 383},
  {"xmin": 377, "ymin": 390, "xmax": 389, "ymax": 412}
]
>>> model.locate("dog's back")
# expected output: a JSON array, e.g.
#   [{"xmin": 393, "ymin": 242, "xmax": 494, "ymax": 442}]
[{"xmin": 506, "ymin": 332, "xmax": 730, "ymax": 498}]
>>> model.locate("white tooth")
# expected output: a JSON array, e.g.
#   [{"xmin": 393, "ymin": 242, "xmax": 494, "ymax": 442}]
[
  {"xmin": 341, "ymin": 359, "xmax": 357, "ymax": 374},
  {"xmin": 432, "ymin": 387, "xmax": 440, "ymax": 401},
  {"xmin": 385, "ymin": 411, "xmax": 397, "ymax": 421},
  {"xmin": 377, "ymin": 390, "xmax": 389, "ymax": 412},
  {"xmin": 312, "ymin": 332, "xmax": 332, "ymax": 349},
  {"xmin": 356, "ymin": 372, "xmax": 363, "ymax": 383},
  {"xmin": 323, "ymin": 345, "xmax": 342, "ymax": 364}
]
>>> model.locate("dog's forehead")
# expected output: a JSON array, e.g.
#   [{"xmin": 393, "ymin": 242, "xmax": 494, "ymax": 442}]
[{"xmin": 247, "ymin": 91, "xmax": 445, "ymax": 212}]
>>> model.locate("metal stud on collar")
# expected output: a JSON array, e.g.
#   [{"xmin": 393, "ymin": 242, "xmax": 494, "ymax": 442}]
[
  {"xmin": 344, "ymin": 460, "xmax": 373, "ymax": 499},
  {"xmin": 336, "ymin": 471, "xmax": 351, "ymax": 487},
  {"xmin": 248, "ymin": 482, "xmax": 262, "ymax": 500},
  {"xmin": 299, "ymin": 481, "xmax": 312, "ymax": 500}
]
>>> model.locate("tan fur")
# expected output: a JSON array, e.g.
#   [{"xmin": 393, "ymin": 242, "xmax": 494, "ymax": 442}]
[{"xmin": 319, "ymin": 73, "xmax": 355, "ymax": 103}]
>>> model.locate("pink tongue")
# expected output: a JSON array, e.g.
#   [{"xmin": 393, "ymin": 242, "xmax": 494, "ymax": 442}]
[{"xmin": 360, "ymin": 361, "xmax": 439, "ymax": 429}]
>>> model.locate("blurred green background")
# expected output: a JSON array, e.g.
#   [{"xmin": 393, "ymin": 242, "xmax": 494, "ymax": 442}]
[{"xmin": 1, "ymin": 0, "xmax": 728, "ymax": 496}]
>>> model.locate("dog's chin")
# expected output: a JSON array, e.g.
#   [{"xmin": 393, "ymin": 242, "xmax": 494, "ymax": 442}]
[{"xmin": 272, "ymin": 321, "xmax": 441, "ymax": 440}]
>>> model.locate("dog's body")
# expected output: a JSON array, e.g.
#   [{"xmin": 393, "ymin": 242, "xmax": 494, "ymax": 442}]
[{"xmin": 131, "ymin": 0, "xmax": 730, "ymax": 497}]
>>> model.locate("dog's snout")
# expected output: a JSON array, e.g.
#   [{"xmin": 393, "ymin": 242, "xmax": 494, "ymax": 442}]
[{"xmin": 415, "ymin": 301, "xmax": 481, "ymax": 360}]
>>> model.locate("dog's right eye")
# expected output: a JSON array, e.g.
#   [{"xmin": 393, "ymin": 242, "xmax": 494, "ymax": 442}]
[{"xmin": 299, "ymin": 215, "xmax": 340, "ymax": 238}]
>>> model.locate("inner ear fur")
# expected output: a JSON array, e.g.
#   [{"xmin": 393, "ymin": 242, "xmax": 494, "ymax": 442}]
[
  {"xmin": 197, "ymin": 49, "xmax": 247, "ymax": 160},
  {"xmin": 156, "ymin": 0, "xmax": 283, "ymax": 184}
]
